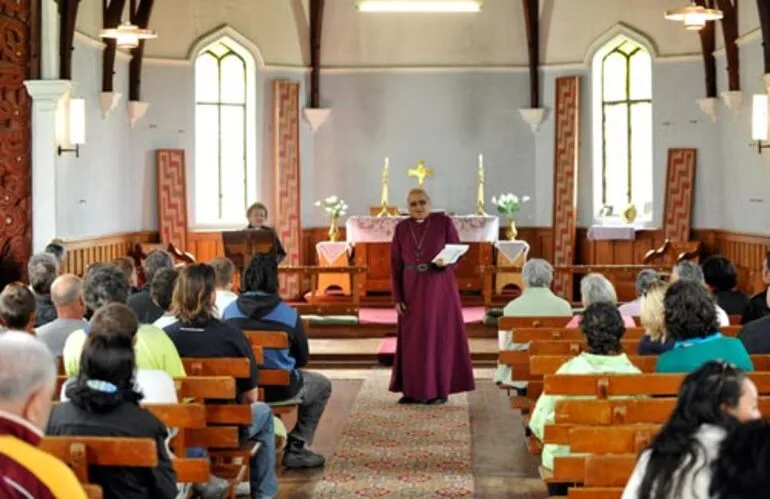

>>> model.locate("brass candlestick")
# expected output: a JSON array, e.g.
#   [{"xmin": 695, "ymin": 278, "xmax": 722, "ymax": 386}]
[
  {"xmin": 476, "ymin": 153, "xmax": 488, "ymax": 216},
  {"xmin": 376, "ymin": 157, "xmax": 391, "ymax": 217}
]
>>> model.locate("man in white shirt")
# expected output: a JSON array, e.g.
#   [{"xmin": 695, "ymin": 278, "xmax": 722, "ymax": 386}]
[
  {"xmin": 672, "ymin": 261, "xmax": 730, "ymax": 326},
  {"xmin": 150, "ymin": 268, "xmax": 178, "ymax": 330},
  {"xmin": 210, "ymin": 256, "xmax": 238, "ymax": 319}
]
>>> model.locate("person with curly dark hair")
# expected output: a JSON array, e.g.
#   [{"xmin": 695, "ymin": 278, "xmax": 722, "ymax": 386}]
[
  {"xmin": 529, "ymin": 303, "xmax": 641, "ymax": 494},
  {"xmin": 656, "ymin": 280, "xmax": 753, "ymax": 373},
  {"xmin": 702, "ymin": 255, "xmax": 748, "ymax": 316},
  {"xmin": 710, "ymin": 419, "xmax": 770, "ymax": 499},
  {"xmin": 622, "ymin": 361, "xmax": 761, "ymax": 499}
]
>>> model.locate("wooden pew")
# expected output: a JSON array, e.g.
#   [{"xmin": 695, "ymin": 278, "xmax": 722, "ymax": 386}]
[
  {"xmin": 498, "ymin": 316, "xmax": 573, "ymax": 329},
  {"xmin": 533, "ymin": 354, "xmax": 770, "ymax": 376},
  {"xmin": 243, "ymin": 331, "xmax": 301, "ymax": 416}
]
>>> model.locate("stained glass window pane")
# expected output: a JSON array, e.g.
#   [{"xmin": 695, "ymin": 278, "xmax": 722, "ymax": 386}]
[
  {"xmin": 220, "ymin": 106, "xmax": 246, "ymax": 222},
  {"xmin": 602, "ymin": 52, "xmax": 627, "ymax": 102},
  {"xmin": 208, "ymin": 42, "xmax": 230, "ymax": 58},
  {"xmin": 603, "ymin": 103, "xmax": 629, "ymax": 213},
  {"xmin": 194, "ymin": 104, "xmax": 220, "ymax": 223},
  {"xmin": 631, "ymin": 102, "xmax": 653, "ymax": 215},
  {"xmin": 220, "ymin": 54, "xmax": 246, "ymax": 104},
  {"xmin": 195, "ymin": 53, "xmax": 219, "ymax": 103},
  {"xmin": 630, "ymin": 50, "xmax": 652, "ymax": 100}
]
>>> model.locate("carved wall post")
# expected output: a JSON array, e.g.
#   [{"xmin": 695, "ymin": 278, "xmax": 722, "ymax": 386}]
[{"xmin": 57, "ymin": 0, "xmax": 80, "ymax": 80}]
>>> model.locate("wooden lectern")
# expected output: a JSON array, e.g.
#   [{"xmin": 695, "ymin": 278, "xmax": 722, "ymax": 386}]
[{"xmin": 222, "ymin": 230, "xmax": 276, "ymax": 273}]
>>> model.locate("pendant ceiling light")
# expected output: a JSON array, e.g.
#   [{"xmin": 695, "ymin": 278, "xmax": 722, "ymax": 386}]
[
  {"xmin": 664, "ymin": 2, "xmax": 723, "ymax": 30},
  {"xmin": 357, "ymin": 0, "xmax": 482, "ymax": 13},
  {"xmin": 100, "ymin": 22, "xmax": 157, "ymax": 49}
]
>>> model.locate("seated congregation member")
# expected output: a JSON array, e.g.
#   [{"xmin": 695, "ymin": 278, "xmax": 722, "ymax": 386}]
[
  {"xmin": 223, "ymin": 254, "xmax": 330, "ymax": 469},
  {"xmin": 741, "ymin": 252, "xmax": 770, "ymax": 325},
  {"xmin": 48, "ymin": 320, "xmax": 178, "ymax": 499},
  {"xmin": 210, "ymin": 256, "xmax": 238, "ymax": 318},
  {"xmin": 62, "ymin": 264, "xmax": 185, "ymax": 378},
  {"xmin": 44, "ymin": 240, "xmax": 67, "ymax": 272},
  {"xmin": 672, "ymin": 260, "xmax": 730, "ymax": 327},
  {"xmin": 566, "ymin": 273, "xmax": 636, "ymax": 328},
  {"xmin": 738, "ymin": 309, "xmax": 770, "ymax": 354},
  {"xmin": 127, "ymin": 249, "xmax": 174, "ymax": 323},
  {"xmin": 622, "ymin": 361, "xmax": 761, "ymax": 499},
  {"xmin": 618, "ymin": 268, "xmax": 659, "ymax": 317},
  {"xmin": 27, "ymin": 252, "xmax": 58, "ymax": 327},
  {"xmin": 656, "ymin": 281, "xmax": 753, "ymax": 373},
  {"xmin": 0, "ymin": 282, "xmax": 36, "ymax": 333},
  {"xmin": 495, "ymin": 259, "xmax": 572, "ymax": 386},
  {"xmin": 112, "ymin": 256, "xmax": 140, "ymax": 295},
  {"xmin": 151, "ymin": 268, "xmax": 178, "ymax": 329},
  {"xmin": 165, "ymin": 264, "xmax": 278, "ymax": 498},
  {"xmin": 529, "ymin": 303, "xmax": 641, "ymax": 494},
  {"xmin": 702, "ymin": 255, "xmax": 748, "ymax": 317},
  {"xmin": 710, "ymin": 420, "xmax": 770, "ymax": 498},
  {"xmin": 637, "ymin": 280, "xmax": 674, "ymax": 355},
  {"xmin": 246, "ymin": 202, "xmax": 286, "ymax": 263},
  {"xmin": 35, "ymin": 274, "xmax": 87, "ymax": 356},
  {"xmin": 0, "ymin": 333, "xmax": 88, "ymax": 498}
]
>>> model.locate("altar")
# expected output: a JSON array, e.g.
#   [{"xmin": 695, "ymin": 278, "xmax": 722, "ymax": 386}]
[{"xmin": 345, "ymin": 215, "xmax": 499, "ymax": 294}]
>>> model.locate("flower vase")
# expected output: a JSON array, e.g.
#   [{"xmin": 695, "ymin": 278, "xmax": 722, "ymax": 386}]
[
  {"xmin": 506, "ymin": 217, "xmax": 518, "ymax": 241},
  {"xmin": 328, "ymin": 216, "xmax": 340, "ymax": 242}
]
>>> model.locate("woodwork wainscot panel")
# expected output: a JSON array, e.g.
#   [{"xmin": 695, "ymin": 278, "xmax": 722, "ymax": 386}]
[{"xmin": 61, "ymin": 231, "xmax": 157, "ymax": 276}]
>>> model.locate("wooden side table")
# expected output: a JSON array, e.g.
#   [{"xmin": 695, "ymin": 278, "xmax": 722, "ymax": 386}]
[
  {"xmin": 316, "ymin": 241, "xmax": 352, "ymax": 295},
  {"xmin": 495, "ymin": 240, "xmax": 530, "ymax": 294}
]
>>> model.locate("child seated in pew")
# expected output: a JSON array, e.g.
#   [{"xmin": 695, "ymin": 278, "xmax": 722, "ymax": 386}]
[
  {"xmin": 529, "ymin": 303, "xmax": 642, "ymax": 496},
  {"xmin": 210, "ymin": 256, "xmax": 238, "ymax": 319},
  {"xmin": 656, "ymin": 281, "xmax": 753, "ymax": 373},
  {"xmin": 710, "ymin": 419, "xmax": 770, "ymax": 498},
  {"xmin": 637, "ymin": 280, "xmax": 674, "ymax": 355},
  {"xmin": 622, "ymin": 361, "xmax": 761, "ymax": 499},
  {"xmin": 151, "ymin": 268, "xmax": 179, "ymax": 330}
]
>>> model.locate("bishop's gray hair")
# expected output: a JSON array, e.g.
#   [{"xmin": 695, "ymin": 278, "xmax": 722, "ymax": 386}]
[
  {"xmin": 580, "ymin": 273, "xmax": 618, "ymax": 307},
  {"xmin": 522, "ymin": 259, "xmax": 554, "ymax": 288},
  {"xmin": 0, "ymin": 332, "xmax": 56, "ymax": 402}
]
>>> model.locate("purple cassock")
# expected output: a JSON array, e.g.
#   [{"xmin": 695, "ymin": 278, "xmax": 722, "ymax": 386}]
[{"xmin": 389, "ymin": 212, "xmax": 475, "ymax": 400}]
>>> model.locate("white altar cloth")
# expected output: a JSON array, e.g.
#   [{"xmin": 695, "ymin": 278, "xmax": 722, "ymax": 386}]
[
  {"xmin": 345, "ymin": 215, "xmax": 499, "ymax": 243},
  {"xmin": 587, "ymin": 224, "xmax": 637, "ymax": 241},
  {"xmin": 495, "ymin": 240, "xmax": 530, "ymax": 262},
  {"xmin": 316, "ymin": 241, "xmax": 351, "ymax": 262}
]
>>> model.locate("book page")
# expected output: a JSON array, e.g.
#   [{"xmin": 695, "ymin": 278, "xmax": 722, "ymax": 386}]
[{"xmin": 431, "ymin": 244, "xmax": 470, "ymax": 264}]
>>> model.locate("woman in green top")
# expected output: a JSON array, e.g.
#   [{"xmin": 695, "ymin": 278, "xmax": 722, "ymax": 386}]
[{"xmin": 656, "ymin": 280, "xmax": 753, "ymax": 373}]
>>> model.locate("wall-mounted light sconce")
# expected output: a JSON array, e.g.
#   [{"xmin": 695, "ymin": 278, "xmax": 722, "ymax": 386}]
[{"xmin": 58, "ymin": 98, "xmax": 85, "ymax": 157}]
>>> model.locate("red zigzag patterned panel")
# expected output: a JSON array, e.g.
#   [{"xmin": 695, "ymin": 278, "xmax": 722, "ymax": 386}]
[
  {"xmin": 551, "ymin": 76, "xmax": 581, "ymax": 301},
  {"xmin": 156, "ymin": 149, "xmax": 188, "ymax": 251},
  {"xmin": 663, "ymin": 149, "xmax": 697, "ymax": 243},
  {"xmin": 273, "ymin": 80, "xmax": 302, "ymax": 299}
]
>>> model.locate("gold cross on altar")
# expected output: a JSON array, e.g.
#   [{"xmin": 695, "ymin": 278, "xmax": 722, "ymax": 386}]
[{"xmin": 407, "ymin": 160, "xmax": 434, "ymax": 187}]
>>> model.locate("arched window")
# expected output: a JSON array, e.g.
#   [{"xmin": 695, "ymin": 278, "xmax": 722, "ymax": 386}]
[
  {"xmin": 194, "ymin": 38, "xmax": 256, "ymax": 226},
  {"xmin": 592, "ymin": 36, "xmax": 653, "ymax": 221}
]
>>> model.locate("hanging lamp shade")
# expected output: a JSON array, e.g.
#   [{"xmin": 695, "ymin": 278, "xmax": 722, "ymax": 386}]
[
  {"xmin": 664, "ymin": 2, "xmax": 723, "ymax": 30},
  {"xmin": 100, "ymin": 22, "xmax": 157, "ymax": 49}
]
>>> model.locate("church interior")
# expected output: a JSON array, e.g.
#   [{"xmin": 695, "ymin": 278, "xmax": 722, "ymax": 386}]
[{"xmin": 4, "ymin": 0, "xmax": 770, "ymax": 497}]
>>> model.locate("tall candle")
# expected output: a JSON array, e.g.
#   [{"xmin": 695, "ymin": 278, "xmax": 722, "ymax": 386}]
[
  {"xmin": 478, "ymin": 153, "xmax": 483, "ymax": 170},
  {"xmin": 384, "ymin": 156, "xmax": 389, "ymax": 172}
]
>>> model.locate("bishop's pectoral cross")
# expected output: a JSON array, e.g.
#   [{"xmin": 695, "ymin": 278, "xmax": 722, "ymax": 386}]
[{"xmin": 408, "ymin": 160, "xmax": 434, "ymax": 187}]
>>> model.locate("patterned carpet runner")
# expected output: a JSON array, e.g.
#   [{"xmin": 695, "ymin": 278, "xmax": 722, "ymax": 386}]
[{"xmin": 314, "ymin": 370, "xmax": 474, "ymax": 497}]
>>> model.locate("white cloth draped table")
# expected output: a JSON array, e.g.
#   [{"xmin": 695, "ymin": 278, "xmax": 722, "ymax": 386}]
[
  {"xmin": 587, "ymin": 224, "xmax": 637, "ymax": 241},
  {"xmin": 345, "ymin": 215, "xmax": 499, "ymax": 243},
  {"xmin": 315, "ymin": 241, "xmax": 352, "ymax": 295}
]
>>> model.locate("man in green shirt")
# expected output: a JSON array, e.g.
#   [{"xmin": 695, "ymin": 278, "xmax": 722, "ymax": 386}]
[
  {"xmin": 62, "ymin": 264, "xmax": 185, "ymax": 378},
  {"xmin": 495, "ymin": 259, "xmax": 573, "ymax": 386}
]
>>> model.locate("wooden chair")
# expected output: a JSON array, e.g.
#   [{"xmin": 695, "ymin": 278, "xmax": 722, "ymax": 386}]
[
  {"xmin": 498, "ymin": 316, "xmax": 572, "ymax": 329},
  {"xmin": 243, "ymin": 331, "xmax": 301, "ymax": 416}
]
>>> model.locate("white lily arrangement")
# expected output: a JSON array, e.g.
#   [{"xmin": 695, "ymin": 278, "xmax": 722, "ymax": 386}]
[
  {"xmin": 314, "ymin": 195, "xmax": 348, "ymax": 218},
  {"xmin": 491, "ymin": 193, "xmax": 530, "ymax": 217}
]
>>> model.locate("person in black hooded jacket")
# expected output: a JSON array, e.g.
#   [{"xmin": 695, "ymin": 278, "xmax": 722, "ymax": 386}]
[{"xmin": 223, "ymin": 254, "xmax": 331, "ymax": 470}]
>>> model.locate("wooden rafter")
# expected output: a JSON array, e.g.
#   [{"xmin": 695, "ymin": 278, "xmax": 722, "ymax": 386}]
[
  {"xmin": 128, "ymin": 0, "xmax": 154, "ymax": 102},
  {"xmin": 522, "ymin": 0, "xmax": 539, "ymax": 108},
  {"xmin": 694, "ymin": 0, "xmax": 717, "ymax": 97},
  {"xmin": 308, "ymin": 0, "xmax": 325, "ymax": 108},
  {"xmin": 715, "ymin": 0, "xmax": 740, "ymax": 91},
  {"xmin": 101, "ymin": 0, "xmax": 127, "ymax": 93},
  {"xmin": 758, "ymin": 0, "xmax": 770, "ymax": 73},
  {"xmin": 58, "ymin": 0, "xmax": 81, "ymax": 79}
]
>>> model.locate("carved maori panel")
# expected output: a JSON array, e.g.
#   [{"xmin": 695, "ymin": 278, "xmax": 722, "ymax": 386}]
[{"xmin": 0, "ymin": 0, "xmax": 32, "ymax": 286}]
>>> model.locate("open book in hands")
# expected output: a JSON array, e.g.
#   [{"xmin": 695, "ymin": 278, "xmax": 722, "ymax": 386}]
[{"xmin": 432, "ymin": 244, "xmax": 470, "ymax": 265}]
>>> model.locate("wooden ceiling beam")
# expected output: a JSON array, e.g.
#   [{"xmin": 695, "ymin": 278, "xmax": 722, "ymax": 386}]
[
  {"xmin": 694, "ymin": 0, "xmax": 717, "ymax": 97},
  {"xmin": 757, "ymin": 0, "xmax": 770, "ymax": 74},
  {"xmin": 58, "ymin": 0, "xmax": 81, "ymax": 80},
  {"xmin": 715, "ymin": 0, "xmax": 740, "ymax": 91},
  {"xmin": 522, "ymin": 0, "xmax": 540, "ymax": 108},
  {"xmin": 101, "ymin": 0, "xmax": 127, "ymax": 93},
  {"xmin": 128, "ymin": 0, "xmax": 154, "ymax": 102},
  {"xmin": 309, "ymin": 0, "xmax": 325, "ymax": 108}
]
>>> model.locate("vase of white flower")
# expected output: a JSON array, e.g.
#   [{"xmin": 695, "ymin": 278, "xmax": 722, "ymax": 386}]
[
  {"xmin": 491, "ymin": 193, "xmax": 530, "ymax": 241},
  {"xmin": 314, "ymin": 196, "xmax": 348, "ymax": 242}
]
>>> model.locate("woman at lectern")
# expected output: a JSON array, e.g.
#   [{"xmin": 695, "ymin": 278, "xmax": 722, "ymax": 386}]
[{"xmin": 246, "ymin": 202, "xmax": 286, "ymax": 263}]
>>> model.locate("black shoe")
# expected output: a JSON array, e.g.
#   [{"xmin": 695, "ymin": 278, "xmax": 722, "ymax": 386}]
[
  {"xmin": 283, "ymin": 446, "xmax": 325, "ymax": 469},
  {"xmin": 192, "ymin": 474, "xmax": 230, "ymax": 499},
  {"xmin": 398, "ymin": 396, "xmax": 418, "ymax": 404},
  {"xmin": 426, "ymin": 397, "xmax": 448, "ymax": 405}
]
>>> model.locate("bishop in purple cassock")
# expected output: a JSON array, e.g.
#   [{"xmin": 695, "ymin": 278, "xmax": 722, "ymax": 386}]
[{"xmin": 389, "ymin": 188, "xmax": 475, "ymax": 404}]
